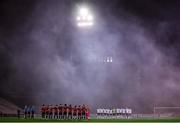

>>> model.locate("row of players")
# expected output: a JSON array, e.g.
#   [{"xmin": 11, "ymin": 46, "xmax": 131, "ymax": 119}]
[
  {"xmin": 41, "ymin": 104, "xmax": 90, "ymax": 120},
  {"xmin": 24, "ymin": 105, "xmax": 35, "ymax": 118},
  {"xmin": 97, "ymin": 108, "xmax": 132, "ymax": 115}
]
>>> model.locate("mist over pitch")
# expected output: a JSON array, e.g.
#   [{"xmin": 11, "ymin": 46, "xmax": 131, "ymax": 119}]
[{"xmin": 0, "ymin": 0, "xmax": 180, "ymax": 113}]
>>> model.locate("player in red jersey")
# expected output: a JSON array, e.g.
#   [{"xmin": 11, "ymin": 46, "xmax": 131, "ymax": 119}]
[
  {"xmin": 77, "ymin": 105, "xmax": 82, "ymax": 120},
  {"xmin": 41, "ymin": 104, "xmax": 45, "ymax": 118},
  {"xmin": 86, "ymin": 105, "xmax": 90, "ymax": 120},
  {"xmin": 54, "ymin": 105, "xmax": 58, "ymax": 119},
  {"xmin": 58, "ymin": 104, "xmax": 62, "ymax": 120},
  {"xmin": 68, "ymin": 105, "xmax": 72, "ymax": 119},
  {"xmin": 63, "ymin": 104, "xmax": 67, "ymax": 120},
  {"xmin": 45, "ymin": 105, "xmax": 49, "ymax": 119},
  {"xmin": 73, "ymin": 105, "xmax": 77, "ymax": 119},
  {"xmin": 82, "ymin": 104, "xmax": 86, "ymax": 119},
  {"xmin": 67, "ymin": 105, "xmax": 70, "ymax": 120},
  {"xmin": 49, "ymin": 105, "xmax": 53, "ymax": 119}
]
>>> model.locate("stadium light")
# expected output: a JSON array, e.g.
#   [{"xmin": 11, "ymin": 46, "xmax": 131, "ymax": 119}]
[{"xmin": 76, "ymin": 7, "xmax": 94, "ymax": 27}]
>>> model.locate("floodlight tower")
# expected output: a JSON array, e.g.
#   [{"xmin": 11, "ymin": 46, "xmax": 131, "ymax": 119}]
[
  {"xmin": 76, "ymin": 7, "xmax": 94, "ymax": 27},
  {"xmin": 75, "ymin": 6, "xmax": 114, "ymax": 64}
]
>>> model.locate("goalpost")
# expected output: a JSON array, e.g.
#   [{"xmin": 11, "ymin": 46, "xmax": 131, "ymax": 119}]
[{"xmin": 154, "ymin": 107, "xmax": 180, "ymax": 118}]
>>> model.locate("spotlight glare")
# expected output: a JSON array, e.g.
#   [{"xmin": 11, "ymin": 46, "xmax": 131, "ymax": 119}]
[
  {"xmin": 77, "ymin": 16, "xmax": 81, "ymax": 21},
  {"xmin": 76, "ymin": 7, "xmax": 94, "ymax": 27},
  {"xmin": 82, "ymin": 16, "xmax": 86, "ymax": 20},
  {"xmin": 87, "ymin": 15, "xmax": 93, "ymax": 21},
  {"xmin": 80, "ymin": 8, "xmax": 89, "ymax": 16},
  {"xmin": 77, "ymin": 22, "xmax": 93, "ymax": 27}
]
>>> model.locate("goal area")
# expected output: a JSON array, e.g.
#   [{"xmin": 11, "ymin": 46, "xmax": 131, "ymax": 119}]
[{"xmin": 154, "ymin": 107, "xmax": 180, "ymax": 118}]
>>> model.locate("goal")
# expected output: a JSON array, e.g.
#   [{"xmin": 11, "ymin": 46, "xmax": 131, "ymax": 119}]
[{"xmin": 154, "ymin": 107, "xmax": 180, "ymax": 118}]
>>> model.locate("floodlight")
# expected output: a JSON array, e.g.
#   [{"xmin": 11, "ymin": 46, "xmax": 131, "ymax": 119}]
[
  {"xmin": 80, "ymin": 8, "xmax": 89, "ymax": 16},
  {"xmin": 77, "ymin": 16, "xmax": 81, "ymax": 21},
  {"xmin": 76, "ymin": 7, "xmax": 94, "ymax": 27},
  {"xmin": 82, "ymin": 16, "xmax": 86, "ymax": 20},
  {"xmin": 87, "ymin": 15, "xmax": 93, "ymax": 21},
  {"xmin": 110, "ymin": 57, "xmax": 113, "ymax": 62},
  {"xmin": 107, "ymin": 57, "xmax": 110, "ymax": 62},
  {"xmin": 77, "ymin": 21, "xmax": 93, "ymax": 27}
]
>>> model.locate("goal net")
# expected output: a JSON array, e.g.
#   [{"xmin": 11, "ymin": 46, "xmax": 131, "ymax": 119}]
[{"xmin": 154, "ymin": 107, "xmax": 180, "ymax": 118}]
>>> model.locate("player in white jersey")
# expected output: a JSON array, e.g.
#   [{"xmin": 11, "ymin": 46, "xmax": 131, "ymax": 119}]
[
  {"xmin": 97, "ymin": 108, "xmax": 103, "ymax": 118},
  {"xmin": 105, "ymin": 109, "xmax": 108, "ymax": 118},
  {"xmin": 116, "ymin": 109, "xmax": 120, "ymax": 118},
  {"xmin": 100, "ymin": 109, "xmax": 103, "ymax": 117},
  {"xmin": 101, "ymin": 109, "xmax": 103, "ymax": 118},
  {"xmin": 109, "ymin": 109, "xmax": 113, "ymax": 118},
  {"xmin": 119, "ymin": 108, "xmax": 122, "ymax": 115},
  {"xmin": 126, "ymin": 108, "xmax": 132, "ymax": 119},
  {"xmin": 122, "ymin": 108, "xmax": 126, "ymax": 117},
  {"xmin": 112, "ymin": 108, "xmax": 116, "ymax": 116},
  {"xmin": 107, "ymin": 109, "xmax": 110, "ymax": 118},
  {"xmin": 104, "ymin": 109, "xmax": 107, "ymax": 117},
  {"xmin": 97, "ymin": 109, "xmax": 100, "ymax": 118}
]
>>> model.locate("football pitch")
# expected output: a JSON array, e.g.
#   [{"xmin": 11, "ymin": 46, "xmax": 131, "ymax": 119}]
[{"xmin": 1, "ymin": 117, "xmax": 180, "ymax": 123}]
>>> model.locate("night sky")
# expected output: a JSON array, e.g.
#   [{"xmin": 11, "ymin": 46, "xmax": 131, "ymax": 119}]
[{"xmin": 0, "ymin": 0, "xmax": 180, "ymax": 113}]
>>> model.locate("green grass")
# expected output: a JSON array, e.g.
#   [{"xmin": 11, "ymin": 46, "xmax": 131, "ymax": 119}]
[{"xmin": 1, "ymin": 117, "xmax": 180, "ymax": 122}]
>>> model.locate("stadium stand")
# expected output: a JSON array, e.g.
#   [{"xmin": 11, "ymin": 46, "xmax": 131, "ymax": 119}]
[{"xmin": 0, "ymin": 97, "xmax": 21, "ymax": 117}]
